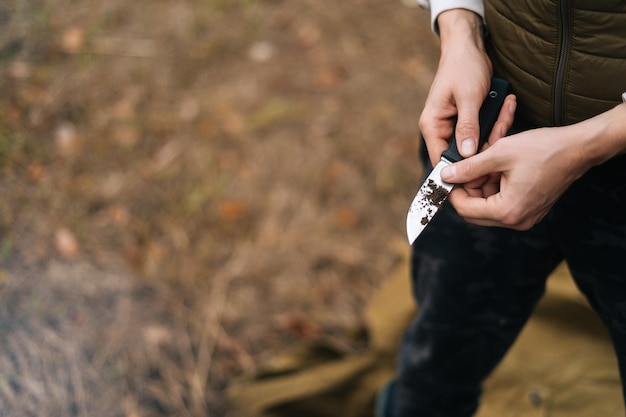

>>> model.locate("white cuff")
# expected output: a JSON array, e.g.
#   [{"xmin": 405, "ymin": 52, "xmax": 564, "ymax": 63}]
[{"xmin": 417, "ymin": 0, "xmax": 485, "ymax": 34}]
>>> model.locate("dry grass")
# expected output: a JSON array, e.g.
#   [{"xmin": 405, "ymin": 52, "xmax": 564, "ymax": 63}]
[{"xmin": 0, "ymin": 0, "xmax": 437, "ymax": 415}]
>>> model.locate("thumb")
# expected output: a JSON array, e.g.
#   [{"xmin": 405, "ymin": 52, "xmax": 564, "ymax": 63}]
[
  {"xmin": 455, "ymin": 97, "xmax": 482, "ymax": 158},
  {"xmin": 441, "ymin": 152, "xmax": 498, "ymax": 184}
]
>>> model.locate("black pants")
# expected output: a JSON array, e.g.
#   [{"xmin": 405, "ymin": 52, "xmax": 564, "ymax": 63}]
[{"xmin": 390, "ymin": 138, "xmax": 626, "ymax": 417}]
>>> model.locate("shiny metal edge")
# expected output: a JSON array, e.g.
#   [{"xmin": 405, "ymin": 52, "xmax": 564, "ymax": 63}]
[{"xmin": 406, "ymin": 159, "xmax": 455, "ymax": 244}]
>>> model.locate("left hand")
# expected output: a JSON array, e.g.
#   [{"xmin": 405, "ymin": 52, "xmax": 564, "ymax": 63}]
[{"xmin": 440, "ymin": 124, "xmax": 591, "ymax": 230}]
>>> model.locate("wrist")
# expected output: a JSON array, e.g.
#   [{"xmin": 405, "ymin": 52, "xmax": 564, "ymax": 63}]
[
  {"xmin": 438, "ymin": 9, "xmax": 485, "ymax": 51},
  {"xmin": 601, "ymin": 103, "xmax": 626, "ymax": 158},
  {"xmin": 577, "ymin": 103, "xmax": 626, "ymax": 167}
]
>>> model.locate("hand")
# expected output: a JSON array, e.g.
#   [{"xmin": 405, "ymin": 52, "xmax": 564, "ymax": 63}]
[
  {"xmin": 440, "ymin": 124, "xmax": 591, "ymax": 230},
  {"xmin": 419, "ymin": 9, "xmax": 493, "ymax": 166},
  {"xmin": 460, "ymin": 94, "xmax": 517, "ymax": 198}
]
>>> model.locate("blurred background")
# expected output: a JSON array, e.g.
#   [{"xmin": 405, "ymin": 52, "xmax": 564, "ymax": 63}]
[{"xmin": 0, "ymin": 0, "xmax": 438, "ymax": 416}]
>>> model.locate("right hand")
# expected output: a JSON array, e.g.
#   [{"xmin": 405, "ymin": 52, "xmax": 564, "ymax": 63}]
[{"xmin": 419, "ymin": 9, "xmax": 493, "ymax": 166}]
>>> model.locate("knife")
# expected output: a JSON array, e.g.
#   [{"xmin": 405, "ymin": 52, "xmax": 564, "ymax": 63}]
[{"xmin": 406, "ymin": 77, "xmax": 512, "ymax": 244}]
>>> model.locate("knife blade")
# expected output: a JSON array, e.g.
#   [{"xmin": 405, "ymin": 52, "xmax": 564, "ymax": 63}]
[{"xmin": 406, "ymin": 77, "xmax": 512, "ymax": 244}]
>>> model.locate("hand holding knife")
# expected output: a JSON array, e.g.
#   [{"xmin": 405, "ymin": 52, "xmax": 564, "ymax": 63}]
[{"xmin": 406, "ymin": 77, "xmax": 513, "ymax": 244}]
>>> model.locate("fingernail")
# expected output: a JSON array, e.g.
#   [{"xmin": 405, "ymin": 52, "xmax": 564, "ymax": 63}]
[
  {"xmin": 509, "ymin": 101, "xmax": 515, "ymax": 115},
  {"xmin": 441, "ymin": 165, "xmax": 456, "ymax": 180},
  {"xmin": 461, "ymin": 138, "xmax": 475, "ymax": 156}
]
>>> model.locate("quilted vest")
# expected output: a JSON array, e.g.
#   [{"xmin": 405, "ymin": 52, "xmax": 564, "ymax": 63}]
[{"xmin": 484, "ymin": 0, "xmax": 626, "ymax": 127}]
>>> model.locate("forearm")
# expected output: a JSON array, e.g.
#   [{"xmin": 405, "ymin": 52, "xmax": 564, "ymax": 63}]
[
  {"xmin": 576, "ymin": 103, "xmax": 626, "ymax": 168},
  {"xmin": 437, "ymin": 9, "xmax": 485, "ymax": 54},
  {"xmin": 418, "ymin": 8, "xmax": 493, "ymax": 162},
  {"xmin": 418, "ymin": 0, "xmax": 485, "ymax": 34}
]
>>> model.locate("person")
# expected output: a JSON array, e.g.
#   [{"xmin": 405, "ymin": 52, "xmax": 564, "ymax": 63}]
[{"xmin": 376, "ymin": 1, "xmax": 626, "ymax": 416}]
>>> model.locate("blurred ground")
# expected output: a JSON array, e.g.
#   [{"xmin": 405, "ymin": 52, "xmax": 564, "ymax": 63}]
[{"xmin": 0, "ymin": 1, "xmax": 437, "ymax": 416}]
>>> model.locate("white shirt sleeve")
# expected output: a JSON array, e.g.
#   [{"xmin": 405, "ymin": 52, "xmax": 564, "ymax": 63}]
[{"xmin": 417, "ymin": 0, "xmax": 485, "ymax": 34}]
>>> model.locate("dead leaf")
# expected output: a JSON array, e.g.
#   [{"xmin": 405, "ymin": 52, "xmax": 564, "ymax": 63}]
[
  {"xmin": 248, "ymin": 41, "xmax": 276, "ymax": 63},
  {"xmin": 249, "ymin": 99, "xmax": 297, "ymax": 130},
  {"xmin": 314, "ymin": 67, "xmax": 345, "ymax": 88},
  {"xmin": 316, "ymin": 160, "xmax": 346, "ymax": 201},
  {"xmin": 55, "ymin": 122, "xmax": 82, "ymax": 157},
  {"xmin": 54, "ymin": 227, "xmax": 80, "ymax": 259},
  {"xmin": 297, "ymin": 23, "xmax": 321, "ymax": 47},
  {"xmin": 99, "ymin": 173, "xmax": 125, "ymax": 198},
  {"xmin": 153, "ymin": 140, "xmax": 182, "ymax": 171},
  {"xmin": 198, "ymin": 119, "xmax": 219, "ymax": 140},
  {"xmin": 105, "ymin": 204, "xmax": 130, "ymax": 226},
  {"xmin": 143, "ymin": 242, "xmax": 167, "ymax": 277},
  {"xmin": 61, "ymin": 26, "xmax": 85, "ymax": 53},
  {"xmin": 143, "ymin": 324, "xmax": 173, "ymax": 347},
  {"xmin": 26, "ymin": 163, "xmax": 45, "ymax": 183},
  {"xmin": 111, "ymin": 125, "xmax": 141, "ymax": 147},
  {"xmin": 218, "ymin": 200, "xmax": 247, "ymax": 222},
  {"xmin": 108, "ymin": 88, "xmax": 142, "ymax": 122},
  {"xmin": 178, "ymin": 98, "xmax": 200, "ymax": 121},
  {"xmin": 218, "ymin": 109, "xmax": 246, "ymax": 137},
  {"xmin": 92, "ymin": 37, "xmax": 157, "ymax": 58},
  {"xmin": 276, "ymin": 313, "xmax": 321, "ymax": 337},
  {"xmin": 124, "ymin": 244, "xmax": 143, "ymax": 269},
  {"xmin": 5, "ymin": 106, "xmax": 22, "ymax": 127},
  {"xmin": 334, "ymin": 206, "xmax": 359, "ymax": 230},
  {"xmin": 9, "ymin": 61, "xmax": 32, "ymax": 79}
]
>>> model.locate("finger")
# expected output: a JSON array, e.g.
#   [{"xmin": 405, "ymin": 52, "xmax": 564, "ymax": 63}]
[
  {"xmin": 420, "ymin": 114, "xmax": 455, "ymax": 165},
  {"xmin": 428, "ymin": 139, "xmax": 450, "ymax": 166},
  {"xmin": 422, "ymin": 136, "xmax": 451, "ymax": 166},
  {"xmin": 454, "ymin": 94, "xmax": 483, "ymax": 158},
  {"xmin": 477, "ymin": 172, "xmax": 501, "ymax": 197},
  {"xmin": 450, "ymin": 189, "xmax": 545, "ymax": 231},
  {"xmin": 459, "ymin": 217, "xmax": 502, "ymax": 228},
  {"xmin": 440, "ymin": 147, "xmax": 504, "ymax": 184},
  {"xmin": 481, "ymin": 181, "xmax": 499, "ymax": 198},
  {"xmin": 461, "ymin": 215, "xmax": 537, "ymax": 231},
  {"xmin": 464, "ymin": 187, "xmax": 485, "ymax": 198},
  {"xmin": 447, "ymin": 188, "xmax": 503, "ymax": 224},
  {"xmin": 464, "ymin": 174, "xmax": 490, "ymax": 189},
  {"xmin": 487, "ymin": 94, "xmax": 517, "ymax": 146}
]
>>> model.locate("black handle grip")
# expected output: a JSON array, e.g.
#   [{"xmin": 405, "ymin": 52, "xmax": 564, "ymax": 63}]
[{"xmin": 441, "ymin": 77, "xmax": 512, "ymax": 163}]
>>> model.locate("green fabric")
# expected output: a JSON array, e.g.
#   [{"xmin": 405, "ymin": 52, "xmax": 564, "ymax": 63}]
[
  {"xmin": 484, "ymin": 0, "xmax": 626, "ymax": 126},
  {"xmin": 228, "ymin": 257, "xmax": 623, "ymax": 417}
]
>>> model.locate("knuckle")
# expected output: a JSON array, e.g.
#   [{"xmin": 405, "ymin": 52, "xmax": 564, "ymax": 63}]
[
  {"xmin": 490, "ymin": 136, "xmax": 508, "ymax": 148},
  {"xmin": 459, "ymin": 158, "xmax": 479, "ymax": 177},
  {"xmin": 494, "ymin": 120, "xmax": 509, "ymax": 137},
  {"xmin": 499, "ymin": 209, "xmax": 536, "ymax": 231},
  {"xmin": 418, "ymin": 112, "xmax": 434, "ymax": 134},
  {"xmin": 499, "ymin": 209, "xmax": 524, "ymax": 228},
  {"xmin": 455, "ymin": 119, "xmax": 477, "ymax": 137}
]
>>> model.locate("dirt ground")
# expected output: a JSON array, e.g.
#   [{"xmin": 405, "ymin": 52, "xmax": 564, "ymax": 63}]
[{"xmin": 0, "ymin": 1, "xmax": 438, "ymax": 416}]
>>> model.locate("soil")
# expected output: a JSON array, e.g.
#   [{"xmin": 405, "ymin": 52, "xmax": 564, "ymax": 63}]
[
  {"xmin": 0, "ymin": 1, "xmax": 438, "ymax": 416},
  {"xmin": 409, "ymin": 177, "xmax": 449, "ymax": 227},
  {"xmin": 425, "ymin": 179, "xmax": 450, "ymax": 208}
]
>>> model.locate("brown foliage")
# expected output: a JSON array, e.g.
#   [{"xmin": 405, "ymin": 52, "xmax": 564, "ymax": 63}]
[{"xmin": 0, "ymin": 0, "xmax": 436, "ymax": 416}]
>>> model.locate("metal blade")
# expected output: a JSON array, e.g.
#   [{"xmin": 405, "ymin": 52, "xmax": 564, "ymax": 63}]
[{"xmin": 406, "ymin": 159, "xmax": 455, "ymax": 244}]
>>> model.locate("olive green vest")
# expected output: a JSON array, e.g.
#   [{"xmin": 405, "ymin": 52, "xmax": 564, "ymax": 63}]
[{"xmin": 484, "ymin": 0, "xmax": 626, "ymax": 127}]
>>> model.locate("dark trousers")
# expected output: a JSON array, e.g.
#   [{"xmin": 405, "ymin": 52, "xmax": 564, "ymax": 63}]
[{"xmin": 390, "ymin": 139, "xmax": 626, "ymax": 417}]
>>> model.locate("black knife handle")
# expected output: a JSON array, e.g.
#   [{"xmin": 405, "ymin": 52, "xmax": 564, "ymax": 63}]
[{"xmin": 441, "ymin": 77, "xmax": 512, "ymax": 163}]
